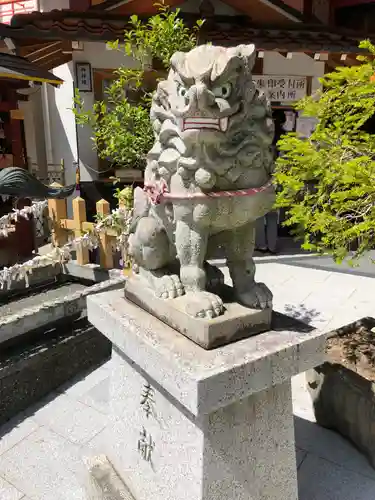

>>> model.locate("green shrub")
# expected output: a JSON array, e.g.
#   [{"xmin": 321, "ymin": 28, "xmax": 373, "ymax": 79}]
[
  {"xmin": 274, "ymin": 40, "xmax": 375, "ymax": 263},
  {"xmin": 73, "ymin": 3, "xmax": 203, "ymax": 171}
]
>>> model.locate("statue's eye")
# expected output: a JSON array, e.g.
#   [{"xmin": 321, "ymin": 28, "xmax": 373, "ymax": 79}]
[
  {"xmin": 213, "ymin": 83, "xmax": 232, "ymax": 99},
  {"xmin": 178, "ymin": 85, "xmax": 188, "ymax": 98}
]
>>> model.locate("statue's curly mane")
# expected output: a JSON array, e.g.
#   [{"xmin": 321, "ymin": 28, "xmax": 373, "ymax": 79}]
[{"xmin": 146, "ymin": 47, "xmax": 274, "ymax": 190}]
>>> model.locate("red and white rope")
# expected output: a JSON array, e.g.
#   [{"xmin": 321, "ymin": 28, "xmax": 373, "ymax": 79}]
[
  {"xmin": 0, "ymin": 206, "xmax": 133, "ymax": 289},
  {"xmin": 144, "ymin": 179, "xmax": 273, "ymax": 205}
]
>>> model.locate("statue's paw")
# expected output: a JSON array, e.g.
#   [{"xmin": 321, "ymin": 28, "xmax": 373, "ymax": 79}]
[
  {"xmin": 185, "ymin": 291, "xmax": 224, "ymax": 319},
  {"xmin": 155, "ymin": 274, "xmax": 185, "ymax": 299},
  {"xmin": 236, "ymin": 282, "xmax": 273, "ymax": 310},
  {"xmin": 205, "ymin": 262, "xmax": 225, "ymax": 291}
]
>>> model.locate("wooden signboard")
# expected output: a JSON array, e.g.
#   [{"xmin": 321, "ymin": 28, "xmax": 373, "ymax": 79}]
[{"xmin": 253, "ymin": 75, "xmax": 307, "ymax": 102}]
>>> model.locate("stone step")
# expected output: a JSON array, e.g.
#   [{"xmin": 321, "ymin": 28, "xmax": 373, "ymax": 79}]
[{"xmin": 0, "ymin": 316, "xmax": 111, "ymax": 426}]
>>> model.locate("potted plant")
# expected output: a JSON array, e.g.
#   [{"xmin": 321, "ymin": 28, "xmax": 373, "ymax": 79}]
[
  {"xmin": 306, "ymin": 317, "xmax": 375, "ymax": 468},
  {"xmin": 73, "ymin": 4, "xmax": 204, "ymax": 179},
  {"xmin": 274, "ymin": 40, "xmax": 375, "ymax": 467},
  {"xmin": 73, "ymin": 4, "xmax": 204, "ymax": 274}
]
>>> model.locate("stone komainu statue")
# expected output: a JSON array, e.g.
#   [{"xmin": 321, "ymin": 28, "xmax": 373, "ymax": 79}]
[{"xmin": 128, "ymin": 43, "xmax": 276, "ymax": 319}]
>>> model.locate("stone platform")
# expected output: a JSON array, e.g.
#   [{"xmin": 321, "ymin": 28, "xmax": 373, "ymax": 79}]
[
  {"xmin": 125, "ymin": 275, "xmax": 271, "ymax": 349},
  {"xmin": 87, "ymin": 289, "xmax": 328, "ymax": 500}
]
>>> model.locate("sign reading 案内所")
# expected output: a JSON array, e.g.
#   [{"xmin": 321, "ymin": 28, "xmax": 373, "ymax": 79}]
[{"xmin": 252, "ymin": 75, "xmax": 307, "ymax": 102}]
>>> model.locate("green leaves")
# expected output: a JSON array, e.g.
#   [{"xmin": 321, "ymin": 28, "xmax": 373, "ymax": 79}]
[
  {"xmin": 122, "ymin": 3, "xmax": 201, "ymax": 69},
  {"xmin": 73, "ymin": 4, "xmax": 203, "ymax": 171},
  {"xmin": 274, "ymin": 40, "xmax": 375, "ymax": 262}
]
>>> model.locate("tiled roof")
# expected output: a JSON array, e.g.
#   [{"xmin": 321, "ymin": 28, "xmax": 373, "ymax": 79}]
[
  {"xmin": 0, "ymin": 52, "xmax": 63, "ymax": 85},
  {"xmin": 205, "ymin": 26, "xmax": 366, "ymax": 53},
  {"xmin": 0, "ymin": 9, "xmax": 368, "ymax": 54},
  {"xmin": 6, "ymin": 10, "xmax": 129, "ymax": 41}
]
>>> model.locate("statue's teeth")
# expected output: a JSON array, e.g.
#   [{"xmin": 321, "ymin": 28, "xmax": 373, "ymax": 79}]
[
  {"xmin": 181, "ymin": 118, "xmax": 225, "ymax": 131},
  {"xmin": 220, "ymin": 117, "xmax": 229, "ymax": 132}
]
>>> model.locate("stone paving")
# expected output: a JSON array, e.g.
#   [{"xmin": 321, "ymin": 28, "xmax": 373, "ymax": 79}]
[{"xmin": 0, "ymin": 260, "xmax": 375, "ymax": 499}]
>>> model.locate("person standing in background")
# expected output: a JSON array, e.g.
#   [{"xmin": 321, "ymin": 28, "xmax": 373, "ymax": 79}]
[{"xmin": 255, "ymin": 109, "xmax": 286, "ymax": 255}]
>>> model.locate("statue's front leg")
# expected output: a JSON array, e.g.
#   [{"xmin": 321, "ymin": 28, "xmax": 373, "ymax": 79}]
[
  {"xmin": 175, "ymin": 220, "xmax": 224, "ymax": 318},
  {"xmin": 225, "ymin": 221, "xmax": 273, "ymax": 310}
]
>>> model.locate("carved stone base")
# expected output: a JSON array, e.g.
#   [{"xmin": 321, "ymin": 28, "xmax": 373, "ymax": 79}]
[
  {"xmin": 87, "ymin": 289, "xmax": 328, "ymax": 500},
  {"xmin": 124, "ymin": 274, "xmax": 271, "ymax": 350}
]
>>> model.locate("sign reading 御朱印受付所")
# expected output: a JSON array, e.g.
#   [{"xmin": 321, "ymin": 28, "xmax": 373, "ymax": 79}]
[{"xmin": 252, "ymin": 75, "xmax": 307, "ymax": 102}]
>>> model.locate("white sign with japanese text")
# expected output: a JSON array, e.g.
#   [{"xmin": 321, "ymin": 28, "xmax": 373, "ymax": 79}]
[
  {"xmin": 0, "ymin": 1, "xmax": 36, "ymax": 25},
  {"xmin": 252, "ymin": 75, "xmax": 307, "ymax": 102}
]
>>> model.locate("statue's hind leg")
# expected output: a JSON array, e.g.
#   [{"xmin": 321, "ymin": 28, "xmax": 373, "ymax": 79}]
[
  {"xmin": 205, "ymin": 234, "xmax": 226, "ymax": 292},
  {"xmin": 129, "ymin": 217, "xmax": 184, "ymax": 299},
  {"xmin": 223, "ymin": 221, "xmax": 273, "ymax": 310},
  {"xmin": 204, "ymin": 261, "xmax": 225, "ymax": 292}
]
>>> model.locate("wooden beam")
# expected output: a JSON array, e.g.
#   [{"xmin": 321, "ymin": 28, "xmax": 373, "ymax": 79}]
[
  {"xmin": 325, "ymin": 58, "xmax": 339, "ymax": 71},
  {"xmin": 303, "ymin": 0, "xmax": 313, "ymax": 21},
  {"xmin": 26, "ymin": 40, "xmax": 72, "ymax": 69},
  {"xmin": 26, "ymin": 41, "xmax": 62, "ymax": 61},
  {"xmin": 32, "ymin": 48, "xmax": 63, "ymax": 64},
  {"xmin": 36, "ymin": 53, "xmax": 72, "ymax": 70},
  {"xmin": 332, "ymin": 54, "xmax": 361, "ymax": 67},
  {"xmin": 324, "ymin": 53, "xmax": 362, "ymax": 72},
  {"xmin": 20, "ymin": 43, "xmax": 49, "ymax": 54},
  {"xmin": 113, "ymin": 0, "xmax": 184, "ymax": 14},
  {"xmin": 306, "ymin": 75, "xmax": 313, "ymax": 96},
  {"xmin": 345, "ymin": 55, "xmax": 361, "ymax": 66},
  {"xmin": 70, "ymin": 0, "xmax": 90, "ymax": 9},
  {"xmin": 223, "ymin": 0, "xmax": 301, "ymax": 22}
]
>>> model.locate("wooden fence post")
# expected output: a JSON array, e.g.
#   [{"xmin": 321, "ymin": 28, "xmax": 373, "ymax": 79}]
[
  {"xmin": 96, "ymin": 199, "xmax": 114, "ymax": 269},
  {"xmin": 118, "ymin": 187, "xmax": 133, "ymax": 276},
  {"xmin": 72, "ymin": 196, "xmax": 90, "ymax": 265},
  {"xmin": 48, "ymin": 183, "xmax": 68, "ymax": 247}
]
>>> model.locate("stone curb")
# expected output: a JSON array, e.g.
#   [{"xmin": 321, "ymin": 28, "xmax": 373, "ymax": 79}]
[{"xmin": 0, "ymin": 264, "xmax": 125, "ymax": 345}]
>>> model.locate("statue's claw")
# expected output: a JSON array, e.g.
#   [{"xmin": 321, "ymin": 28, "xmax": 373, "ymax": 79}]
[
  {"xmin": 155, "ymin": 274, "xmax": 185, "ymax": 299},
  {"xmin": 235, "ymin": 282, "xmax": 273, "ymax": 310},
  {"xmin": 185, "ymin": 291, "xmax": 224, "ymax": 319}
]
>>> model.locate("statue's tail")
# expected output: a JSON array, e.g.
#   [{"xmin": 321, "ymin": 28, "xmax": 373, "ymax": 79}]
[
  {"xmin": 129, "ymin": 186, "xmax": 150, "ymax": 233},
  {"xmin": 0, "ymin": 167, "xmax": 75, "ymax": 199}
]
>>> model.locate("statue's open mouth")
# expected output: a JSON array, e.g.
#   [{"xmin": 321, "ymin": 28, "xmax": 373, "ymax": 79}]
[{"xmin": 179, "ymin": 117, "xmax": 229, "ymax": 132}]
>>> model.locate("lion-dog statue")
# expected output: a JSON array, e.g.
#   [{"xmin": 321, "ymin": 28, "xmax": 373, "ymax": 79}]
[{"xmin": 128, "ymin": 43, "xmax": 276, "ymax": 320}]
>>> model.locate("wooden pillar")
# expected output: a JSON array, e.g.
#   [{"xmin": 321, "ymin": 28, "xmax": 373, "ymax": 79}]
[
  {"xmin": 118, "ymin": 187, "xmax": 133, "ymax": 276},
  {"xmin": 72, "ymin": 196, "xmax": 90, "ymax": 265},
  {"xmin": 48, "ymin": 183, "xmax": 68, "ymax": 247}
]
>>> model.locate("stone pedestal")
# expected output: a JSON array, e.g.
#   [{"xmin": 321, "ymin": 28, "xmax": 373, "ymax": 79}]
[
  {"xmin": 125, "ymin": 275, "xmax": 272, "ymax": 349},
  {"xmin": 87, "ymin": 290, "xmax": 327, "ymax": 500}
]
